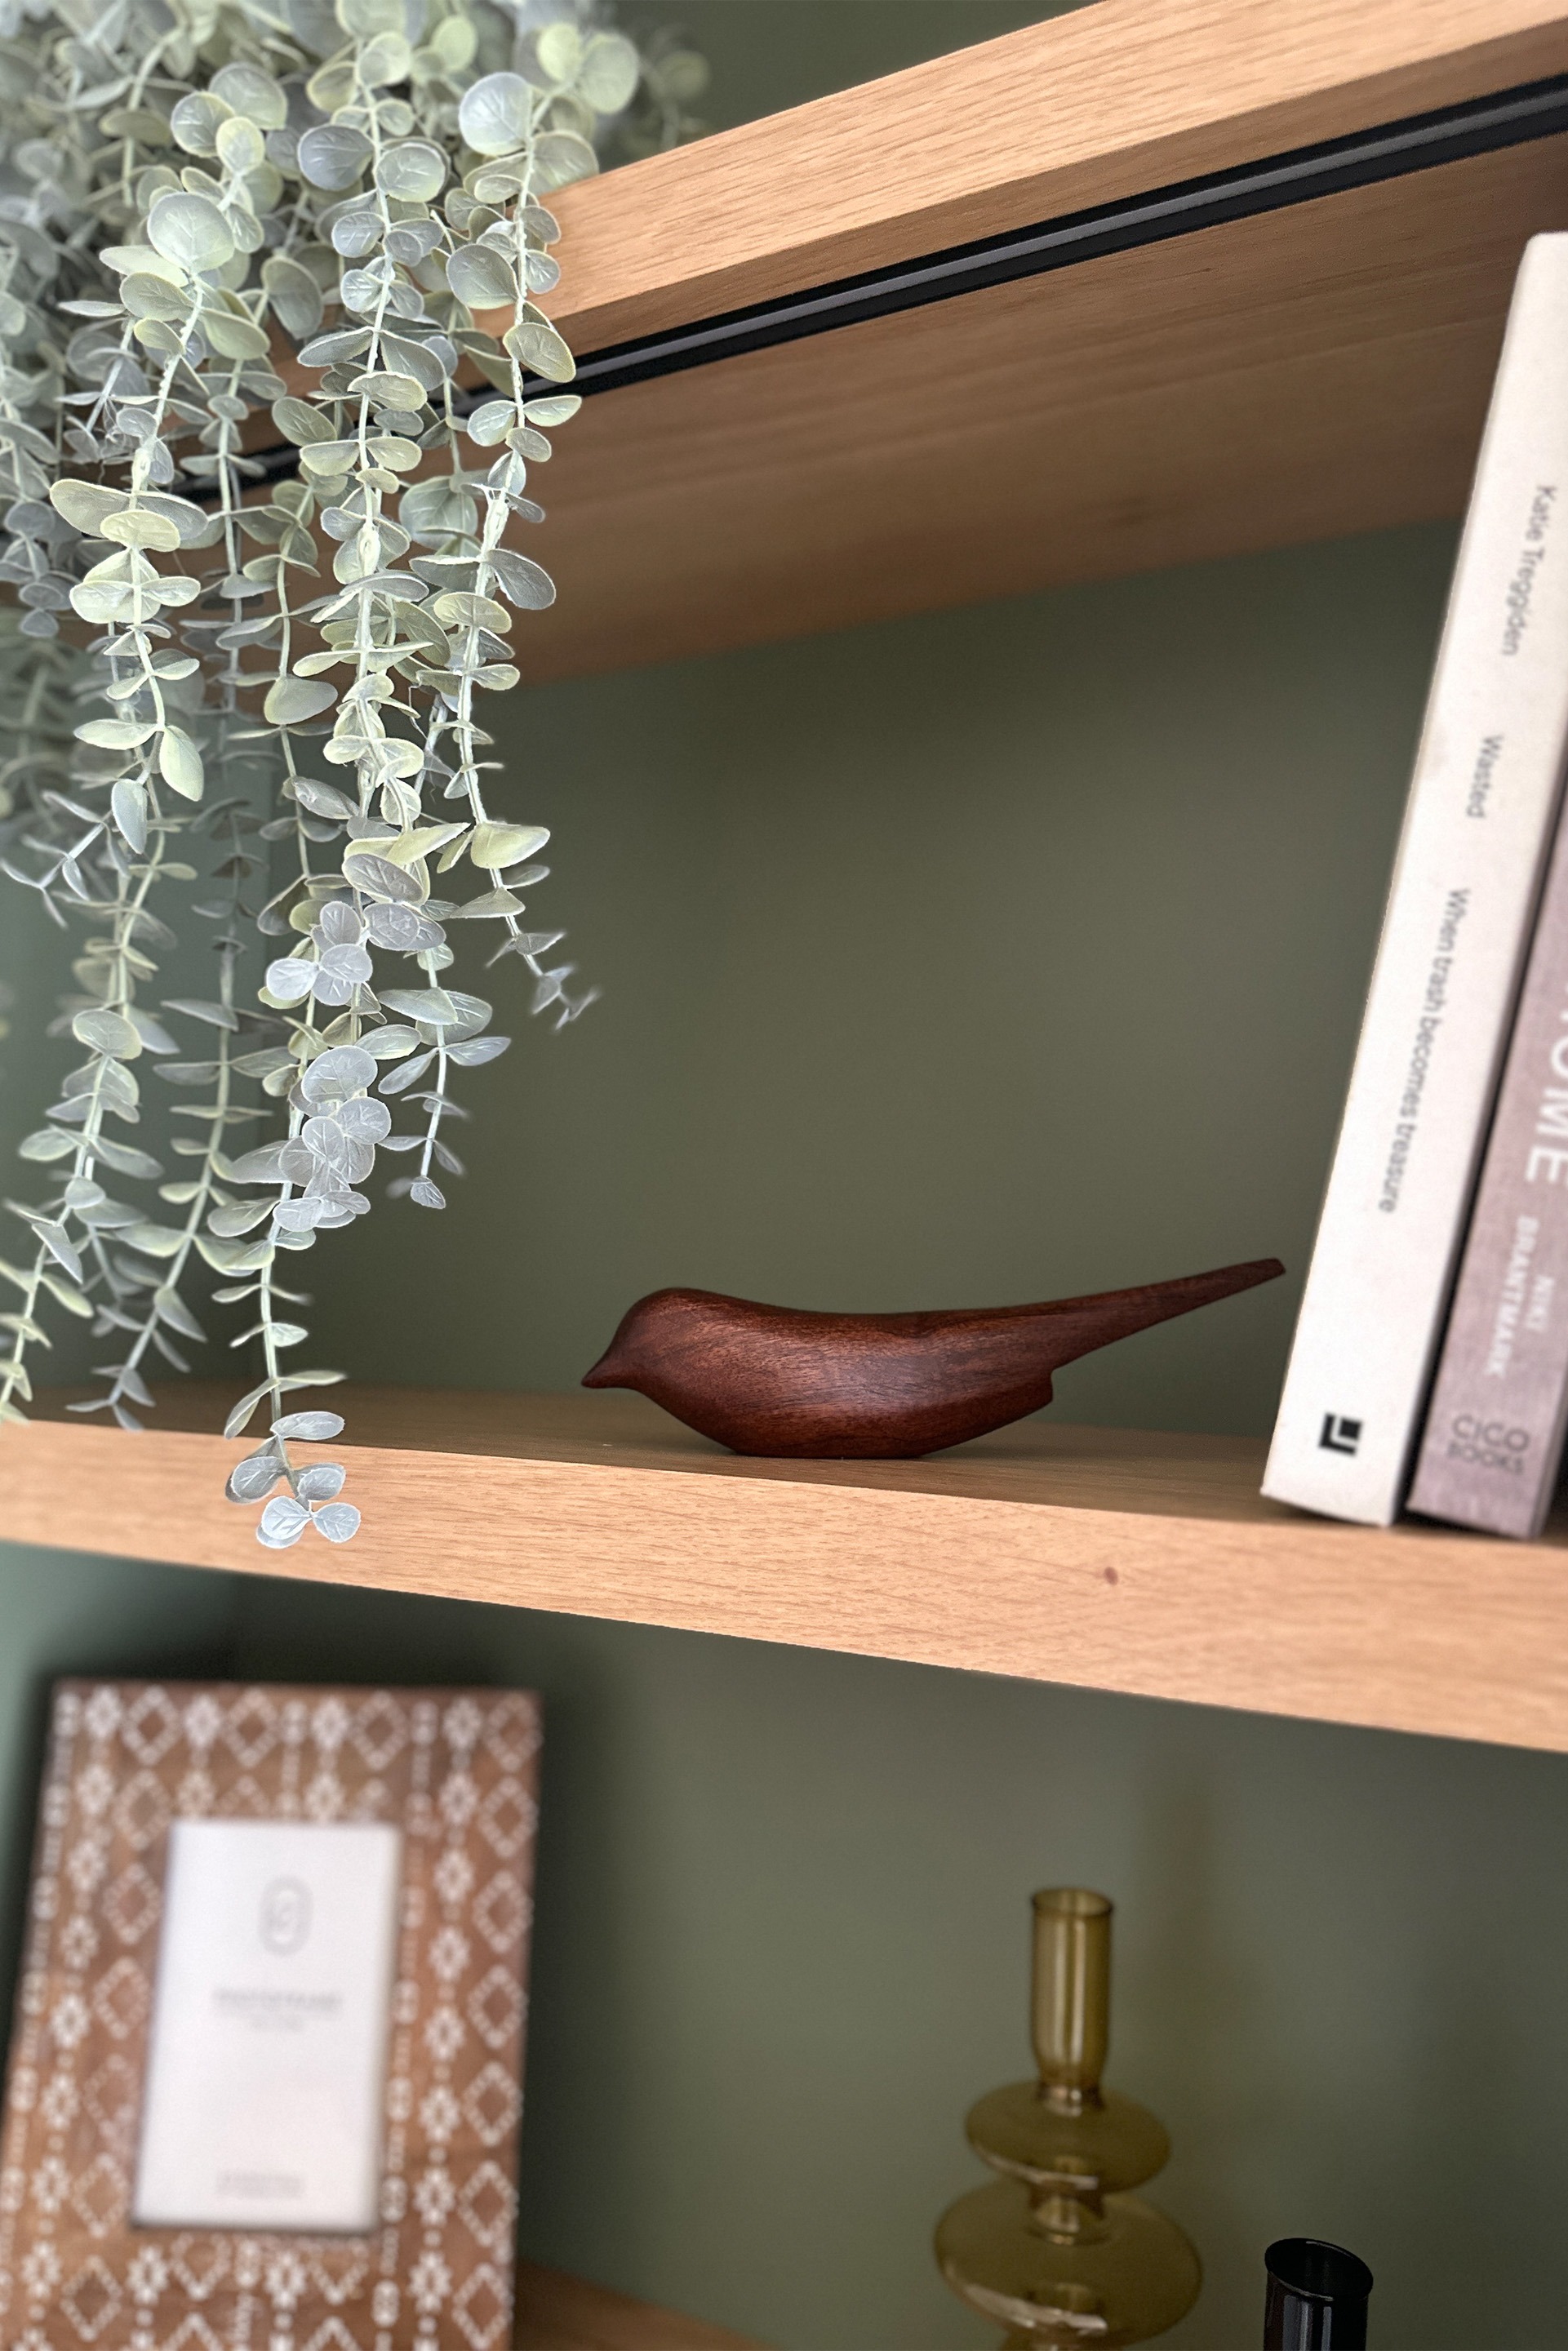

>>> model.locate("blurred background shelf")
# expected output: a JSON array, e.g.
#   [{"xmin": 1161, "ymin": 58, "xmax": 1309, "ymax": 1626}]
[
  {"xmin": 513, "ymin": 2260, "xmax": 761, "ymax": 2348},
  {"xmin": 7, "ymin": 1388, "xmax": 1568, "ymax": 1754},
  {"xmin": 517, "ymin": 0, "xmax": 1568, "ymax": 678}
]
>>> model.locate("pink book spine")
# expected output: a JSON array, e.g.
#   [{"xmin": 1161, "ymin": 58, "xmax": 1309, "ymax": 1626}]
[{"xmin": 1410, "ymin": 807, "xmax": 1568, "ymax": 1536}]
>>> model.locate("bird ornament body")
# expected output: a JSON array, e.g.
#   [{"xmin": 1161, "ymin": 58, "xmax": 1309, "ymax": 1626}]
[{"xmin": 583, "ymin": 1258, "xmax": 1284, "ymax": 1457}]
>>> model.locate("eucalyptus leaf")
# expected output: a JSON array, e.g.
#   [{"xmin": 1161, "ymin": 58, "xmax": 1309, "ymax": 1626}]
[
  {"xmin": 17, "ymin": 1124, "xmax": 74, "ymax": 1160},
  {"xmin": 295, "ymin": 1461, "xmax": 345, "ymax": 1502},
  {"xmin": 343, "ymin": 851, "xmax": 423, "ymax": 903},
  {"xmin": 469, "ymin": 821, "xmax": 550, "ymax": 870},
  {"xmin": 273, "ymin": 1408, "xmax": 345, "ymax": 1440},
  {"xmin": 297, "ymin": 122, "xmax": 372, "ymax": 190},
  {"xmin": 377, "ymin": 140, "xmax": 446, "ymax": 200},
  {"xmin": 170, "ymin": 91, "xmax": 229, "ymax": 155},
  {"xmin": 465, "ymin": 399, "xmax": 516, "ymax": 448},
  {"xmin": 38, "ymin": 1273, "xmax": 92, "ymax": 1318},
  {"xmin": 49, "ymin": 478, "xmax": 129, "ymax": 535},
  {"xmin": 227, "ymin": 1449, "xmax": 284, "ymax": 1503},
  {"xmin": 380, "ymin": 987, "xmax": 458, "ymax": 1023},
  {"xmin": 163, "ymin": 999, "xmax": 239, "ymax": 1031},
  {"xmin": 532, "ymin": 131, "xmax": 599, "ymax": 192},
  {"xmin": 148, "ymin": 191, "xmax": 234, "ymax": 271},
  {"xmin": 300, "ymin": 1044, "xmax": 378, "ymax": 1103},
  {"xmin": 312, "ymin": 1500, "xmax": 361, "ymax": 1542},
  {"xmin": 490, "ymin": 549, "xmax": 556, "ymax": 609},
  {"xmin": 578, "ymin": 32, "xmax": 640, "ymax": 112},
  {"xmin": 211, "ymin": 62, "xmax": 288, "ymax": 127},
  {"xmin": 524, "ymin": 395, "xmax": 580, "ymax": 426},
  {"xmin": 265, "ymin": 677, "xmax": 335, "ymax": 724},
  {"xmin": 76, "ymin": 718, "xmax": 153, "ymax": 749},
  {"xmin": 257, "ymin": 1494, "xmax": 310, "ymax": 1546},
  {"xmin": 459, "ymin": 71, "xmax": 533, "ymax": 157},
  {"xmin": 224, "ymin": 1380, "xmax": 273, "ymax": 1440},
  {"xmin": 261, "ymin": 256, "xmax": 323, "ymax": 339},
  {"xmin": 292, "ymin": 778, "xmax": 356, "ymax": 817},
  {"xmin": 379, "ymin": 1050, "xmax": 435, "ymax": 1093},
  {"xmin": 153, "ymin": 1287, "xmax": 207, "ymax": 1340},
  {"xmin": 111, "ymin": 777, "xmax": 148, "ymax": 851},
  {"xmin": 265, "ymin": 957, "xmax": 318, "ymax": 1003},
  {"xmin": 158, "ymin": 727, "xmax": 204, "ymax": 800},
  {"xmin": 73, "ymin": 1007, "xmax": 142, "ymax": 1059},
  {"xmin": 447, "ymin": 243, "xmax": 517, "ymax": 309},
  {"xmin": 202, "ymin": 311, "xmax": 269, "ymax": 361},
  {"xmin": 95, "ymin": 1138, "xmax": 163, "ymax": 1180},
  {"xmin": 535, "ymin": 20, "xmax": 581, "ymax": 81},
  {"xmin": 120, "ymin": 1220, "xmax": 189, "ymax": 1259},
  {"xmin": 295, "ymin": 327, "xmax": 372, "ymax": 367},
  {"xmin": 504, "ymin": 319, "xmax": 575, "ymax": 383}
]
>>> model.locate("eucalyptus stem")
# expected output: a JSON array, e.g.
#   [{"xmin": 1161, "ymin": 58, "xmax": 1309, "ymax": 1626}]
[{"xmin": 0, "ymin": 0, "xmax": 695, "ymax": 1542}]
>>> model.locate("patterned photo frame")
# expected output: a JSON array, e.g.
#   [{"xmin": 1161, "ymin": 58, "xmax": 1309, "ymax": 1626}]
[{"xmin": 0, "ymin": 1680, "xmax": 541, "ymax": 2351}]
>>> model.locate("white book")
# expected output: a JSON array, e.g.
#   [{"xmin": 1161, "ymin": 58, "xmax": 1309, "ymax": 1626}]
[
  {"xmin": 133, "ymin": 1819, "xmax": 402, "ymax": 2232},
  {"xmin": 1264, "ymin": 234, "xmax": 1568, "ymax": 1526}
]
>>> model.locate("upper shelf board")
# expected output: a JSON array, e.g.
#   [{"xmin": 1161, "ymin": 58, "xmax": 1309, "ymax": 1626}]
[
  {"xmin": 546, "ymin": 0, "xmax": 1568, "ymax": 349},
  {"xmin": 6, "ymin": 1389, "xmax": 1568, "ymax": 1758},
  {"xmin": 489, "ymin": 0, "xmax": 1568, "ymax": 678}
]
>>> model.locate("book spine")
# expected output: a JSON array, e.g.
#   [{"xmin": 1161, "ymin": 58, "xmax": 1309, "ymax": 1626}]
[
  {"xmin": 1263, "ymin": 233, "xmax": 1568, "ymax": 1526},
  {"xmin": 1409, "ymin": 803, "xmax": 1568, "ymax": 1537}
]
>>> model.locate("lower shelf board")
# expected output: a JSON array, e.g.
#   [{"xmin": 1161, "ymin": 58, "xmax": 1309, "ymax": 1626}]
[
  {"xmin": 5, "ymin": 1386, "xmax": 1568, "ymax": 1754},
  {"xmin": 513, "ymin": 2261, "xmax": 760, "ymax": 2349}
]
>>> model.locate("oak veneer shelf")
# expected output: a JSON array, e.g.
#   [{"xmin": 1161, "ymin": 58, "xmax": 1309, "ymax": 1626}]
[
  {"xmin": 500, "ymin": 0, "xmax": 1568, "ymax": 680},
  {"xmin": 546, "ymin": 0, "xmax": 1568, "ymax": 347},
  {"xmin": 6, "ymin": 1389, "xmax": 1568, "ymax": 1757},
  {"xmin": 512, "ymin": 2260, "xmax": 760, "ymax": 2349}
]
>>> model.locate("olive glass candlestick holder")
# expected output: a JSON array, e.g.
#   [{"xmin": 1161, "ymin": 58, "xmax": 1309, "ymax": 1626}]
[{"xmin": 935, "ymin": 1889, "xmax": 1202, "ymax": 2348}]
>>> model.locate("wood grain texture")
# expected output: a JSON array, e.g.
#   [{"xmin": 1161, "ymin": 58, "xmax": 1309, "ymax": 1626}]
[
  {"xmin": 6, "ymin": 1390, "xmax": 1568, "ymax": 1754},
  {"xmin": 0, "ymin": 1679, "xmax": 542, "ymax": 2351},
  {"xmin": 544, "ymin": 0, "xmax": 1568, "ymax": 348},
  {"xmin": 512, "ymin": 2264, "xmax": 760, "ymax": 2349},
  {"xmin": 520, "ymin": 137, "xmax": 1568, "ymax": 680},
  {"xmin": 581, "ymin": 1264, "xmax": 1283, "ymax": 1455}
]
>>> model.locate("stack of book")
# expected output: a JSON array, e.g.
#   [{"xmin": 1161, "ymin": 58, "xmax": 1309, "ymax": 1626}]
[{"xmin": 1265, "ymin": 233, "xmax": 1568, "ymax": 1540}]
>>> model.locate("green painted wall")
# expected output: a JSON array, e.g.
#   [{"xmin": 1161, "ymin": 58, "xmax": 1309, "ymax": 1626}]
[
  {"xmin": 0, "ymin": 17, "xmax": 1557, "ymax": 2340},
  {"xmin": 297, "ymin": 529, "xmax": 1450, "ymax": 1434},
  {"xmin": 613, "ymin": 0, "xmax": 1073, "ymax": 129},
  {"xmin": 1, "ymin": 1540, "xmax": 1566, "ymax": 2351},
  {"xmin": 0, "ymin": 1547, "xmax": 238, "ymax": 2008}
]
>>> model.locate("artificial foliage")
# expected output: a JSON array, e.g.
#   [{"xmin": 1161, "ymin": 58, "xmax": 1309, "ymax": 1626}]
[{"xmin": 0, "ymin": 0, "xmax": 705, "ymax": 1542}]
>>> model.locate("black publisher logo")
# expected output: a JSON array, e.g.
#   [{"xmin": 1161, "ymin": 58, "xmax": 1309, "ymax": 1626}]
[{"xmin": 1319, "ymin": 1414, "xmax": 1362, "ymax": 1456}]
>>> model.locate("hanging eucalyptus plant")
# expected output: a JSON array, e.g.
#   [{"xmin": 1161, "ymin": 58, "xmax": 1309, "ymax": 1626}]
[{"xmin": 0, "ymin": 0, "xmax": 705, "ymax": 1544}]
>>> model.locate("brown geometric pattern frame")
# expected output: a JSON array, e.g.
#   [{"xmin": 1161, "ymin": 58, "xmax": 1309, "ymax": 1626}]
[{"xmin": 0, "ymin": 1682, "xmax": 540, "ymax": 2351}]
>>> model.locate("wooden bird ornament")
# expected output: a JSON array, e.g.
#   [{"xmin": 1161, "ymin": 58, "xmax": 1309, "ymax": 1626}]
[{"xmin": 583, "ymin": 1258, "xmax": 1284, "ymax": 1457}]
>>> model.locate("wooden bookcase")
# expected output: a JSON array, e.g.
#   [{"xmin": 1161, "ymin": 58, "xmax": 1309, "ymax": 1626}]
[
  {"xmin": 8, "ymin": 5, "xmax": 1568, "ymax": 2333},
  {"xmin": 515, "ymin": 0, "xmax": 1568, "ymax": 678},
  {"xmin": 11, "ymin": 0, "xmax": 1568, "ymax": 1751}
]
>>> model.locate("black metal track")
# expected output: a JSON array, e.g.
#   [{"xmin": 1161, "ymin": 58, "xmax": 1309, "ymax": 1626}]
[
  {"xmin": 230, "ymin": 69, "xmax": 1568, "ymax": 495},
  {"xmin": 563, "ymin": 71, "xmax": 1568, "ymax": 398}
]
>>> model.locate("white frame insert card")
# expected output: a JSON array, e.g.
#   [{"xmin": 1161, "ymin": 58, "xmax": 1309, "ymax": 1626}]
[
  {"xmin": 134, "ymin": 1820, "xmax": 403, "ymax": 2233},
  {"xmin": 0, "ymin": 1681, "xmax": 541, "ymax": 2351}
]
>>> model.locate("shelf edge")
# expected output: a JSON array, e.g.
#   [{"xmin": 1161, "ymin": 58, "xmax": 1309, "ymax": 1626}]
[{"xmin": 4, "ymin": 1416, "xmax": 1567, "ymax": 1755}]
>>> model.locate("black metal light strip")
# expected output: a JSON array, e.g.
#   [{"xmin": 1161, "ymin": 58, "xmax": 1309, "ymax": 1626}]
[
  {"xmin": 228, "ymin": 69, "xmax": 1568, "ymax": 495},
  {"xmin": 566, "ymin": 72, "xmax": 1568, "ymax": 398}
]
